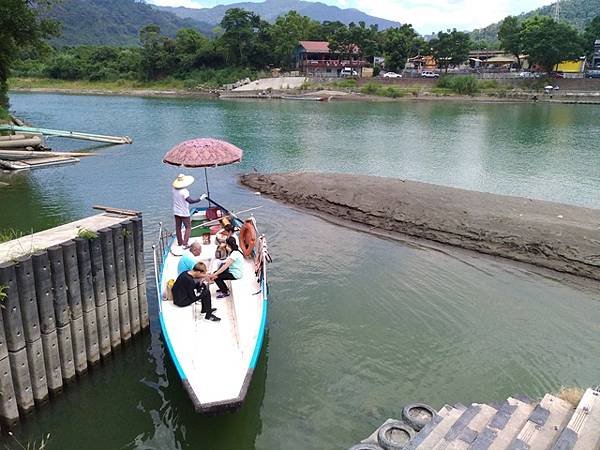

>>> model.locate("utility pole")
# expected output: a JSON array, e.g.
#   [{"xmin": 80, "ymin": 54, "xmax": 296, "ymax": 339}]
[{"xmin": 553, "ymin": 0, "xmax": 560, "ymax": 21}]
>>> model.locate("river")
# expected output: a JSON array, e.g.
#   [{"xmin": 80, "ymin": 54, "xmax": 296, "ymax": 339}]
[{"xmin": 1, "ymin": 93, "xmax": 599, "ymax": 450}]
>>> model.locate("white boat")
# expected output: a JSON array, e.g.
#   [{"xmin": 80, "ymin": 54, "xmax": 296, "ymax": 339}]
[
  {"xmin": 281, "ymin": 94, "xmax": 332, "ymax": 101},
  {"xmin": 152, "ymin": 207, "xmax": 270, "ymax": 413}
]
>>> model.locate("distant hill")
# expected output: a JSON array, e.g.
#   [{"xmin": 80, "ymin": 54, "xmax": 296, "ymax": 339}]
[
  {"xmin": 156, "ymin": 0, "xmax": 402, "ymax": 29},
  {"xmin": 45, "ymin": 0, "xmax": 214, "ymax": 46},
  {"xmin": 473, "ymin": 0, "xmax": 600, "ymax": 42}
]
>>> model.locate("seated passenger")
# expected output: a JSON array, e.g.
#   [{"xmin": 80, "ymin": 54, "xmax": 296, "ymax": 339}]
[
  {"xmin": 209, "ymin": 237, "xmax": 244, "ymax": 298},
  {"xmin": 172, "ymin": 262, "xmax": 220, "ymax": 321},
  {"xmin": 177, "ymin": 241, "xmax": 202, "ymax": 275},
  {"xmin": 215, "ymin": 223, "xmax": 235, "ymax": 260}
]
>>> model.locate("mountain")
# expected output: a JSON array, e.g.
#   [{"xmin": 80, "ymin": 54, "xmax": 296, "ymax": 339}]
[
  {"xmin": 473, "ymin": 0, "xmax": 600, "ymax": 42},
  {"xmin": 45, "ymin": 0, "xmax": 214, "ymax": 46},
  {"xmin": 156, "ymin": 0, "xmax": 402, "ymax": 29}
]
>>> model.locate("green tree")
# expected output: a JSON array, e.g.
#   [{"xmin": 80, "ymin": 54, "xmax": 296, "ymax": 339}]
[
  {"xmin": 139, "ymin": 24, "xmax": 176, "ymax": 80},
  {"xmin": 430, "ymin": 29, "xmax": 472, "ymax": 73},
  {"xmin": 583, "ymin": 16, "xmax": 600, "ymax": 59},
  {"xmin": 175, "ymin": 28, "xmax": 210, "ymax": 71},
  {"xmin": 348, "ymin": 21, "xmax": 380, "ymax": 64},
  {"xmin": 269, "ymin": 11, "xmax": 321, "ymax": 68},
  {"xmin": 520, "ymin": 16, "xmax": 584, "ymax": 72},
  {"xmin": 498, "ymin": 16, "xmax": 523, "ymax": 68},
  {"xmin": 382, "ymin": 24, "xmax": 420, "ymax": 72},
  {"xmin": 0, "ymin": 0, "xmax": 59, "ymax": 107},
  {"xmin": 219, "ymin": 8, "xmax": 262, "ymax": 66}
]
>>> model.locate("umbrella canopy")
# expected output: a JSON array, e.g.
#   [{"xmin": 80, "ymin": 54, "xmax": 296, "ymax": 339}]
[{"xmin": 163, "ymin": 138, "xmax": 243, "ymax": 168}]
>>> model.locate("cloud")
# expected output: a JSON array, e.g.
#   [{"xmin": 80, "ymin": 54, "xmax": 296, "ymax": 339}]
[
  {"xmin": 149, "ymin": 0, "xmax": 203, "ymax": 8},
  {"xmin": 347, "ymin": 0, "xmax": 554, "ymax": 34}
]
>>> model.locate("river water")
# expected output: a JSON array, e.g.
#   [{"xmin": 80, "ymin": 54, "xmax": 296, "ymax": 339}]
[{"xmin": 1, "ymin": 93, "xmax": 599, "ymax": 450}]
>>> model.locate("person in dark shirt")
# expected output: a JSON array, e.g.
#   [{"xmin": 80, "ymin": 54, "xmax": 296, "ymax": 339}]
[{"xmin": 172, "ymin": 262, "xmax": 220, "ymax": 322}]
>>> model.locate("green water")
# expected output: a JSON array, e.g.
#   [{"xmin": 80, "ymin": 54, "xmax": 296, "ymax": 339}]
[{"xmin": 1, "ymin": 94, "xmax": 599, "ymax": 450}]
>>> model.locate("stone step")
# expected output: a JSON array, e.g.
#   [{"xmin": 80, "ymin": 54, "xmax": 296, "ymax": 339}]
[
  {"xmin": 414, "ymin": 404, "xmax": 468, "ymax": 449},
  {"xmin": 488, "ymin": 398, "xmax": 534, "ymax": 450},
  {"xmin": 404, "ymin": 406, "xmax": 454, "ymax": 450},
  {"xmin": 442, "ymin": 403, "xmax": 498, "ymax": 450},
  {"xmin": 552, "ymin": 387, "xmax": 600, "ymax": 450},
  {"xmin": 510, "ymin": 394, "xmax": 573, "ymax": 450}
]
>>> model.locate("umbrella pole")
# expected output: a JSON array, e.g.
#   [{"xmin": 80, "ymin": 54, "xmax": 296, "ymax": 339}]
[{"xmin": 204, "ymin": 167, "xmax": 211, "ymax": 205}]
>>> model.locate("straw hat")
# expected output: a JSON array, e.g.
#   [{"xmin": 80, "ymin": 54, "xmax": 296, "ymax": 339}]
[{"xmin": 172, "ymin": 174, "xmax": 194, "ymax": 189}]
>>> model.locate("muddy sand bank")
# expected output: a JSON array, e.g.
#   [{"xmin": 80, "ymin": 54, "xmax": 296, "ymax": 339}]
[{"xmin": 241, "ymin": 172, "xmax": 600, "ymax": 281}]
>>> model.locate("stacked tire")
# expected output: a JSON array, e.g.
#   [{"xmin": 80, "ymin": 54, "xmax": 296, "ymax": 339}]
[{"xmin": 347, "ymin": 403, "xmax": 437, "ymax": 450}]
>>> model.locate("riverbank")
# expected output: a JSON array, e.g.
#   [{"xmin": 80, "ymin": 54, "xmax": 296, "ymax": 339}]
[
  {"xmin": 11, "ymin": 77, "xmax": 600, "ymax": 104},
  {"xmin": 241, "ymin": 172, "xmax": 600, "ymax": 282}
]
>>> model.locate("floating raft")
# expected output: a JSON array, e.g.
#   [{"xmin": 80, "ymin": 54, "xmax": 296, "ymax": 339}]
[
  {"xmin": 0, "ymin": 125, "xmax": 132, "ymax": 145},
  {"xmin": 352, "ymin": 387, "xmax": 600, "ymax": 449}
]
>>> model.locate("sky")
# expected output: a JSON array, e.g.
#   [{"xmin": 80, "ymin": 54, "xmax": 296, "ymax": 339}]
[{"xmin": 148, "ymin": 0, "xmax": 556, "ymax": 34}]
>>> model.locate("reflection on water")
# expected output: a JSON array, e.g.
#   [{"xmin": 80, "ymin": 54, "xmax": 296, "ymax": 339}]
[{"xmin": 1, "ymin": 94, "xmax": 599, "ymax": 449}]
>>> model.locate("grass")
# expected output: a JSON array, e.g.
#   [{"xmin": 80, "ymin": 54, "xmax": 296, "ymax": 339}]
[
  {"xmin": 0, "ymin": 284, "xmax": 7, "ymax": 308},
  {"xmin": 556, "ymin": 386, "xmax": 584, "ymax": 407},
  {"xmin": 76, "ymin": 227, "xmax": 98, "ymax": 240},
  {"xmin": 9, "ymin": 77, "xmax": 189, "ymax": 91},
  {"xmin": 0, "ymin": 228, "xmax": 23, "ymax": 243},
  {"xmin": 0, "ymin": 105, "xmax": 10, "ymax": 121}
]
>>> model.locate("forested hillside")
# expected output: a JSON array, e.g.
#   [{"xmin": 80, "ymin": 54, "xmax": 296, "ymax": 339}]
[
  {"xmin": 44, "ymin": 0, "xmax": 214, "ymax": 46},
  {"xmin": 474, "ymin": 0, "xmax": 600, "ymax": 42},
  {"xmin": 157, "ymin": 0, "xmax": 401, "ymax": 29}
]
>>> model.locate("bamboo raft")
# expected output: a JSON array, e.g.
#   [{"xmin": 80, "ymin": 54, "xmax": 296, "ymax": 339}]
[
  {"xmin": 351, "ymin": 387, "xmax": 600, "ymax": 449},
  {"xmin": 0, "ymin": 124, "xmax": 131, "ymax": 171}
]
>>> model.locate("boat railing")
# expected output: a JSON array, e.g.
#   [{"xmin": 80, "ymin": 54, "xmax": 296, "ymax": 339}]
[{"xmin": 152, "ymin": 221, "xmax": 174, "ymax": 299}]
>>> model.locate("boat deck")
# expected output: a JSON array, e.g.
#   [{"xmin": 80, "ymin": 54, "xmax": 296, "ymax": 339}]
[{"xmin": 159, "ymin": 234, "xmax": 265, "ymax": 411}]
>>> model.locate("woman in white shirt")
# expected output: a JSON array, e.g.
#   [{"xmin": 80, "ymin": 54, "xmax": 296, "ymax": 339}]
[{"xmin": 172, "ymin": 174, "xmax": 205, "ymax": 249}]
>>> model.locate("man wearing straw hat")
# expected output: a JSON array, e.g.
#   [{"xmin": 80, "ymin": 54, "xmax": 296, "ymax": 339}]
[{"xmin": 172, "ymin": 174, "xmax": 206, "ymax": 251}]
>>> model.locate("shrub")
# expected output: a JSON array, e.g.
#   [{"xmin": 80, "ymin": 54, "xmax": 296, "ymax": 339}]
[
  {"xmin": 437, "ymin": 75, "xmax": 479, "ymax": 95},
  {"xmin": 332, "ymin": 79, "xmax": 357, "ymax": 88},
  {"xmin": 360, "ymin": 82, "xmax": 380, "ymax": 95}
]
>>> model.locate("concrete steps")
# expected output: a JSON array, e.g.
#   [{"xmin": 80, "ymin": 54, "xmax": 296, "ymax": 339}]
[{"xmin": 350, "ymin": 387, "xmax": 600, "ymax": 450}]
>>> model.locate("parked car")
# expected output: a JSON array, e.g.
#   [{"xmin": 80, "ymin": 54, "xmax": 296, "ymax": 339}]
[
  {"xmin": 421, "ymin": 71, "xmax": 439, "ymax": 78},
  {"xmin": 382, "ymin": 71, "xmax": 402, "ymax": 78},
  {"xmin": 340, "ymin": 68, "xmax": 358, "ymax": 77},
  {"xmin": 586, "ymin": 70, "xmax": 600, "ymax": 78},
  {"xmin": 519, "ymin": 71, "xmax": 533, "ymax": 78},
  {"xmin": 550, "ymin": 72, "xmax": 565, "ymax": 79}
]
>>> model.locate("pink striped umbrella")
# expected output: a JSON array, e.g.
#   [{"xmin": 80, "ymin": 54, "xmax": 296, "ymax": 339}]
[
  {"xmin": 163, "ymin": 138, "xmax": 243, "ymax": 199},
  {"xmin": 163, "ymin": 138, "xmax": 243, "ymax": 168}
]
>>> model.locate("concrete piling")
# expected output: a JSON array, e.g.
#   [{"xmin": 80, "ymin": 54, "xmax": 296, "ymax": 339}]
[
  {"xmin": 0, "ymin": 211, "xmax": 148, "ymax": 425},
  {"xmin": 40, "ymin": 330, "xmax": 62, "ymax": 393},
  {"xmin": 15, "ymin": 257, "xmax": 41, "ymax": 342},
  {"xmin": 0, "ymin": 262, "xmax": 26, "ymax": 353},
  {"xmin": 106, "ymin": 298, "xmax": 121, "ymax": 350},
  {"xmin": 132, "ymin": 217, "xmax": 149, "ymax": 329},
  {"xmin": 25, "ymin": 338, "xmax": 48, "ymax": 404},
  {"xmin": 56, "ymin": 324, "xmax": 75, "ymax": 382},
  {"xmin": 62, "ymin": 241, "xmax": 83, "ymax": 320},
  {"xmin": 47, "ymin": 246, "xmax": 70, "ymax": 327},
  {"xmin": 0, "ymin": 356, "xmax": 19, "ymax": 426},
  {"xmin": 8, "ymin": 347, "xmax": 34, "ymax": 414},
  {"xmin": 95, "ymin": 302, "xmax": 111, "ymax": 358},
  {"xmin": 112, "ymin": 225, "xmax": 132, "ymax": 342},
  {"xmin": 31, "ymin": 251, "xmax": 56, "ymax": 335},
  {"xmin": 70, "ymin": 315, "xmax": 87, "ymax": 375}
]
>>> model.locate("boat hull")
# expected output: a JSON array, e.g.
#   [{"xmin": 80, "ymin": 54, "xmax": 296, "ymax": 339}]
[{"xmin": 154, "ymin": 221, "xmax": 269, "ymax": 413}]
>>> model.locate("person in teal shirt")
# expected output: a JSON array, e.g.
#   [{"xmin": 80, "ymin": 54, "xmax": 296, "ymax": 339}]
[
  {"xmin": 177, "ymin": 241, "xmax": 202, "ymax": 275},
  {"xmin": 209, "ymin": 237, "xmax": 244, "ymax": 298}
]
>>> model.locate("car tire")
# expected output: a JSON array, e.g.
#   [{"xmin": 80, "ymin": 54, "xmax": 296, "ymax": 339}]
[
  {"xmin": 377, "ymin": 421, "xmax": 415, "ymax": 450},
  {"xmin": 402, "ymin": 403, "xmax": 437, "ymax": 431}
]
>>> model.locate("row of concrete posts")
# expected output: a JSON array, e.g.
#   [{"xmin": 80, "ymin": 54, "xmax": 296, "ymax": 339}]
[{"xmin": 0, "ymin": 213, "xmax": 149, "ymax": 426}]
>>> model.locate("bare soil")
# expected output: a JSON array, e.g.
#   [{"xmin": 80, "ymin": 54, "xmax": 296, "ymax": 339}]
[{"xmin": 241, "ymin": 172, "xmax": 600, "ymax": 281}]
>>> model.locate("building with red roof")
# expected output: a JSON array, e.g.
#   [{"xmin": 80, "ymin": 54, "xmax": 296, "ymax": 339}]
[{"xmin": 295, "ymin": 41, "xmax": 367, "ymax": 77}]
